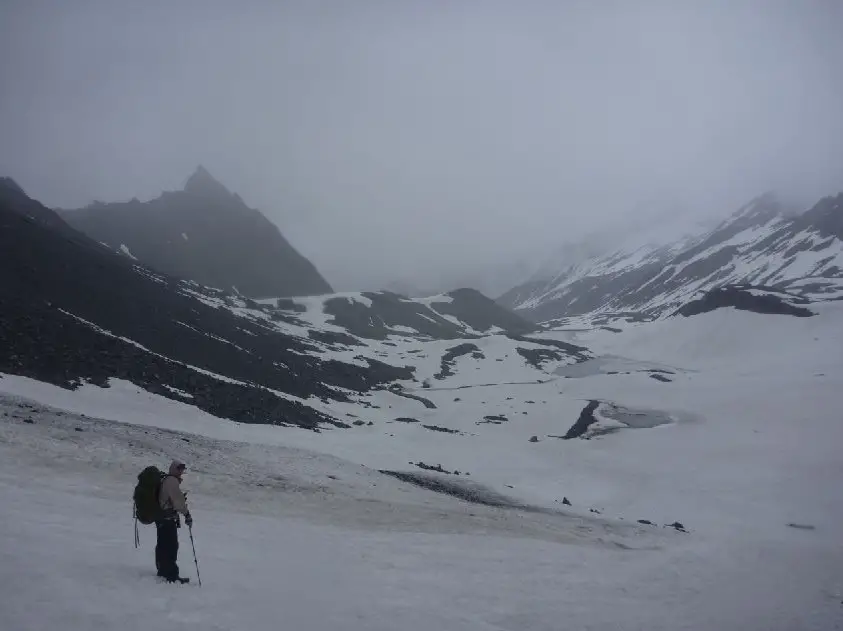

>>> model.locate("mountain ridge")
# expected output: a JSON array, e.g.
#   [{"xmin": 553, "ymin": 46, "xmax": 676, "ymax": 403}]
[
  {"xmin": 57, "ymin": 167, "xmax": 333, "ymax": 298},
  {"xmin": 500, "ymin": 192, "xmax": 843, "ymax": 322},
  {"xmin": 0, "ymin": 181, "xmax": 544, "ymax": 429}
]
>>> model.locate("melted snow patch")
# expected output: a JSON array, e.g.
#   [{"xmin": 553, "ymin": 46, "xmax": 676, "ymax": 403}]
[
  {"xmin": 162, "ymin": 384, "xmax": 194, "ymax": 399},
  {"xmin": 118, "ymin": 244, "xmax": 137, "ymax": 260},
  {"xmin": 132, "ymin": 265, "xmax": 166, "ymax": 284}
]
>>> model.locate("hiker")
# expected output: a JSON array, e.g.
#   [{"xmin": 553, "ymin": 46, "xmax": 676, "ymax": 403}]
[{"xmin": 156, "ymin": 459, "xmax": 193, "ymax": 584}]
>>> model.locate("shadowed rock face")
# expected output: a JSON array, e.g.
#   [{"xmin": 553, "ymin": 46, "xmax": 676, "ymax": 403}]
[
  {"xmin": 674, "ymin": 284, "xmax": 815, "ymax": 318},
  {"xmin": 57, "ymin": 167, "xmax": 332, "ymax": 298},
  {"xmin": 0, "ymin": 183, "xmax": 408, "ymax": 429}
]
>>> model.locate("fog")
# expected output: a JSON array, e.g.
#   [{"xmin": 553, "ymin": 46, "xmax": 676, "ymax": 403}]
[{"xmin": 2, "ymin": 1, "xmax": 842, "ymax": 292}]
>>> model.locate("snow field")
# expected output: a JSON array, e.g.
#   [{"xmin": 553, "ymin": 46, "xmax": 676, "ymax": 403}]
[
  {"xmin": 2, "ymin": 399, "xmax": 841, "ymax": 631},
  {"xmin": 1, "ymin": 302, "xmax": 842, "ymax": 628}
]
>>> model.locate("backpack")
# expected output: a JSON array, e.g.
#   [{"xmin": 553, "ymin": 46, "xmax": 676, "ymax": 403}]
[{"xmin": 133, "ymin": 465, "xmax": 166, "ymax": 525}]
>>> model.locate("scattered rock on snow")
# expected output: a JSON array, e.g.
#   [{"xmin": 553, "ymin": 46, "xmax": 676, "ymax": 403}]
[
  {"xmin": 787, "ymin": 523, "xmax": 816, "ymax": 530},
  {"xmin": 389, "ymin": 388, "xmax": 437, "ymax": 409},
  {"xmin": 379, "ymin": 470, "xmax": 531, "ymax": 509},
  {"xmin": 422, "ymin": 424, "xmax": 461, "ymax": 434},
  {"xmin": 516, "ymin": 347, "xmax": 565, "ymax": 370},
  {"xmin": 477, "ymin": 414, "xmax": 508, "ymax": 425},
  {"xmin": 411, "ymin": 461, "xmax": 458, "ymax": 475}
]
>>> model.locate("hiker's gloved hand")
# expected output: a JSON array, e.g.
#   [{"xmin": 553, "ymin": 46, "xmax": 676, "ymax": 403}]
[{"xmin": 185, "ymin": 512, "xmax": 193, "ymax": 527}]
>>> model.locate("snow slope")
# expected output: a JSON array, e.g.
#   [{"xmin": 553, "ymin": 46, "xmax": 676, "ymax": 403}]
[
  {"xmin": 502, "ymin": 192, "xmax": 843, "ymax": 323},
  {"xmin": 2, "ymin": 180, "xmax": 842, "ymax": 627},
  {"xmin": 1, "ymin": 300, "xmax": 842, "ymax": 629},
  {"xmin": 1, "ymin": 379, "xmax": 840, "ymax": 631}
]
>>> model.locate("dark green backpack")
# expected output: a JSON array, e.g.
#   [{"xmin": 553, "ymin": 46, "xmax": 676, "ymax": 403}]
[{"xmin": 133, "ymin": 465, "xmax": 166, "ymax": 525}]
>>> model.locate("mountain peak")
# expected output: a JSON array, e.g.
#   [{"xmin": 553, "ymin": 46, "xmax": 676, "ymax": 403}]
[
  {"xmin": 58, "ymin": 170, "xmax": 334, "ymax": 298},
  {"xmin": 184, "ymin": 166, "xmax": 232, "ymax": 198},
  {"xmin": 729, "ymin": 191, "xmax": 783, "ymax": 224},
  {"xmin": 0, "ymin": 176, "xmax": 26, "ymax": 196}
]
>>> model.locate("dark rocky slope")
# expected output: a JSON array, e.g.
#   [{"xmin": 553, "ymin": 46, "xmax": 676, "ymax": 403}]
[
  {"xmin": 58, "ymin": 167, "xmax": 332, "ymax": 298},
  {"xmin": 674, "ymin": 285, "xmax": 815, "ymax": 318},
  {"xmin": 0, "ymin": 180, "xmax": 407, "ymax": 429},
  {"xmin": 320, "ymin": 289, "xmax": 536, "ymax": 340}
]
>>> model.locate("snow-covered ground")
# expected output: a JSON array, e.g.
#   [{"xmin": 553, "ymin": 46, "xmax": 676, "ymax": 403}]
[{"xmin": 1, "ymin": 303, "xmax": 842, "ymax": 629}]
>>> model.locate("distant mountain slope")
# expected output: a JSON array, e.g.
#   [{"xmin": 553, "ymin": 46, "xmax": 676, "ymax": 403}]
[
  {"xmin": 275, "ymin": 288, "xmax": 537, "ymax": 341},
  {"xmin": 58, "ymin": 166, "xmax": 332, "ymax": 298},
  {"xmin": 501, "ymin": 193, "xmax": 843, "ymax": 322},
  {"xmin": 0, "ymin": 181, "xmax": 400, "ymax": 428},
  {"xmin": 0, "ymin": 181, "xmax": 559, "ymax": 430}
]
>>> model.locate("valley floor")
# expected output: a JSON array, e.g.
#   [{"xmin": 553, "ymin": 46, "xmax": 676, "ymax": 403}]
[{"xmin": 2, "ymin": 304, "xmax": 843, "ymax": 630}]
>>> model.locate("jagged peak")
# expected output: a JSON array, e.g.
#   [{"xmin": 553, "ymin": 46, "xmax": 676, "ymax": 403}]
[
  {"xmin": 183, "ymin": 165, "xmax": 232, "ymax": 198},
  {"xmin": 728, "ymin": 191, "xmax": 784, "ymax": 224}
]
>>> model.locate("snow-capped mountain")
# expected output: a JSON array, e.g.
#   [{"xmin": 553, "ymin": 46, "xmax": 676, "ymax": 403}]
[
  {"xmin": 57, "ymin": 166, "xmax": 333, "ymax": 298},
  {"xmin": 500, "ymin": 192, "xmax": 843, "ymax": 322},
  {"xmin": 3, "ymin": 175, "xmax": 842, "ymax": 628},
  {"xmin": 0, "ymin": 179, "xmax": 550, "ymax": 429}
]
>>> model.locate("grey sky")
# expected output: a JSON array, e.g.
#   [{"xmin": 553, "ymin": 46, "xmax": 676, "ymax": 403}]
[{"xmin": 2, "ymin": 0, "xmax": 842, "ymax": 292}]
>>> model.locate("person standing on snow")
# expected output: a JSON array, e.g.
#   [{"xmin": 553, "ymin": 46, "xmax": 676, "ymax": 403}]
[{"xmin": 156, "ymin": 460, "xmax": 193, "ymax": 584}]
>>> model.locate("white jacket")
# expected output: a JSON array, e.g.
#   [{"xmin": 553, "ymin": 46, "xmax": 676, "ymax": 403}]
[{"xmin": 158, "ymin": 460, "xmax": 189, "ymax": 520}]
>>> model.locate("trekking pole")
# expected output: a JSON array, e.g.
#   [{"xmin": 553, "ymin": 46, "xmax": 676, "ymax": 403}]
[{"xmin": 188, "ymin": 525, "xmax": 202, "ymax": 587}]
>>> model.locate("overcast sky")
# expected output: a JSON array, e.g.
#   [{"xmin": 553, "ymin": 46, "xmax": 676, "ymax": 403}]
[{"xmin": 2, "ymin": 1, "xmax": 842, "ymax": 292}]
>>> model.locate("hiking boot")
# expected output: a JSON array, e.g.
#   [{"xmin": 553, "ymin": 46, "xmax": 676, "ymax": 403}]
[{"xmin": 165, "ymin": 577, "xmax": 190, "ymax": 585}]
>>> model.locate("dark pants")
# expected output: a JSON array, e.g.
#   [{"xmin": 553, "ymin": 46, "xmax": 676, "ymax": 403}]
[{"xmin": 155, "ymin": 520, "xmax": 180, "ymax": 580}]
